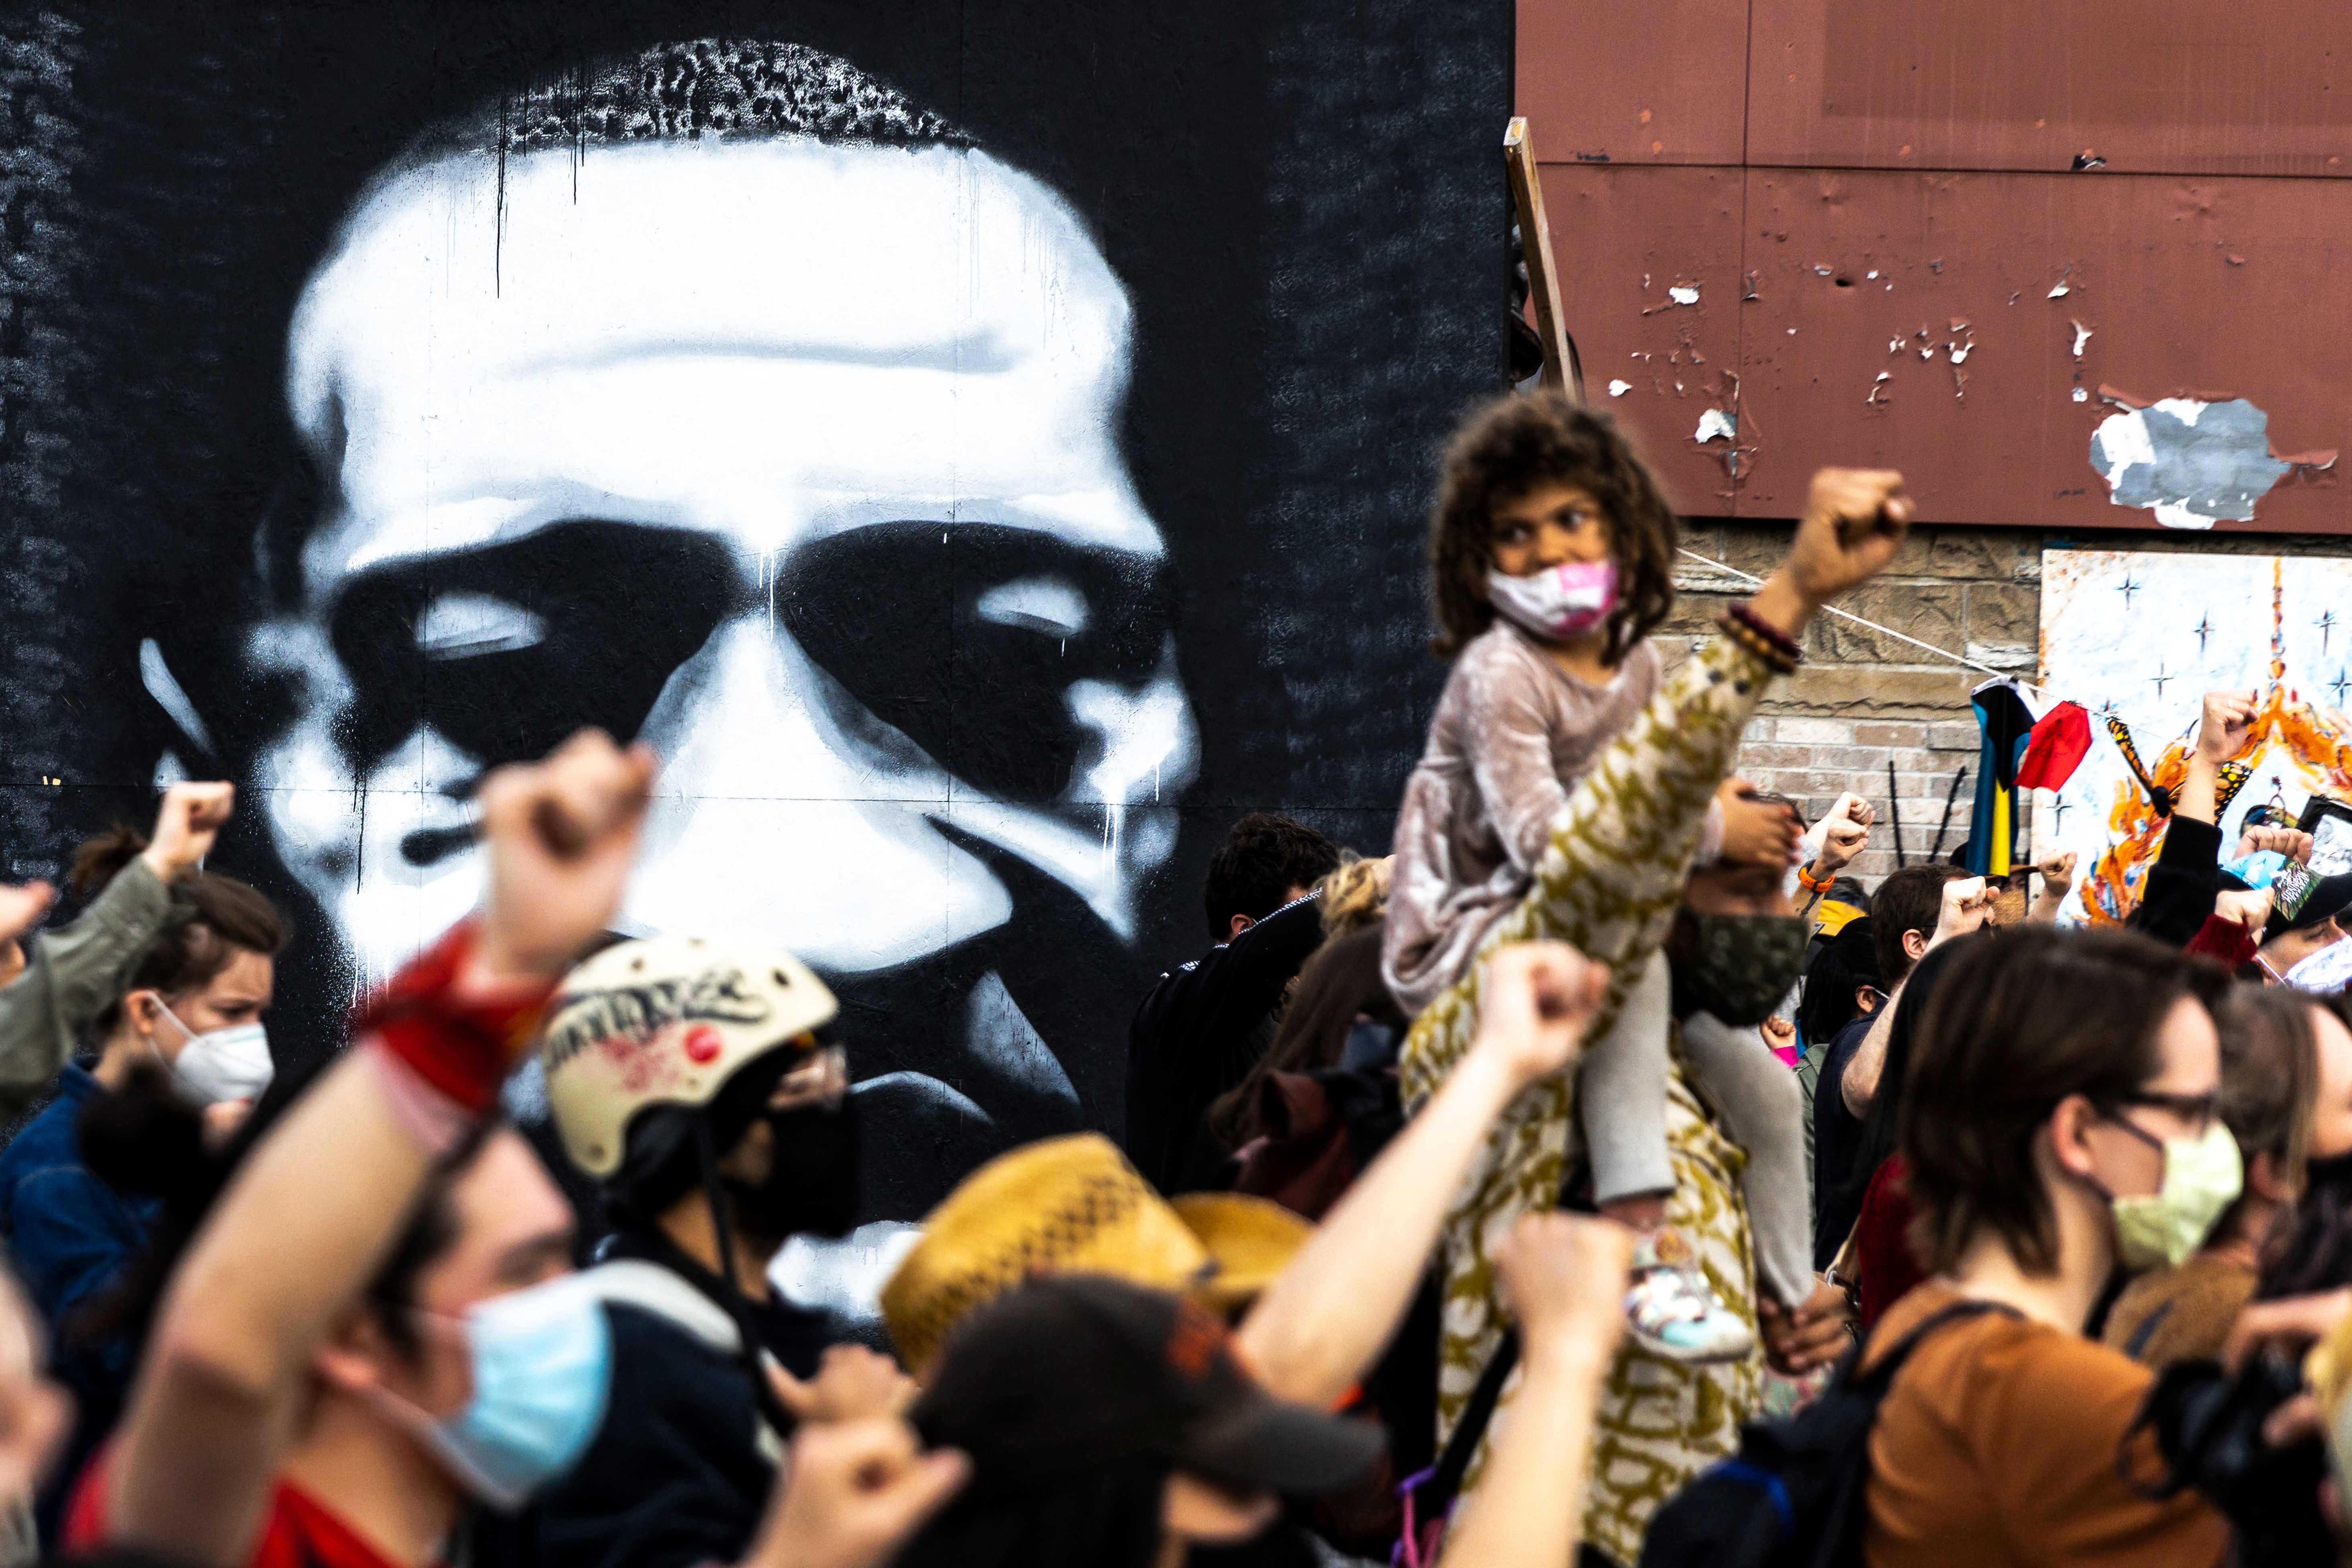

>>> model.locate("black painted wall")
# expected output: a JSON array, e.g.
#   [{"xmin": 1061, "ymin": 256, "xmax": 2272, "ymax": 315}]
[{"xmin": 0, "ymin": 0, "xmax": 1510, "ymax": 1219}]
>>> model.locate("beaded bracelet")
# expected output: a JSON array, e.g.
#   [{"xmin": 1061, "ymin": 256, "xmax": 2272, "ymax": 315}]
[
  {"xmin": 1726, "ymin": 599, "xmax": 1806, "ymax": 665},
  {"xmin": 1713, "ymin": 606, "xmax": 1799, "ymax": 676}
]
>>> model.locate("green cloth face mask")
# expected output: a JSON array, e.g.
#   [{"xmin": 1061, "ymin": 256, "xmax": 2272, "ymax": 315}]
[
  {"xmin": 1666, "ymin": 913, "xmax": 1809, "ymax": 1027},
  {"xmin": 2102, "ymin": 1118, "xmax": 2242, "ymax": 1272}
]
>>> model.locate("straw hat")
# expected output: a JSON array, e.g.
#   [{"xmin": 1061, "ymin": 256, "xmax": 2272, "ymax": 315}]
[{"xmin": 881, "ymin": 1133, "xmax": 1313, "ymax": 1376}]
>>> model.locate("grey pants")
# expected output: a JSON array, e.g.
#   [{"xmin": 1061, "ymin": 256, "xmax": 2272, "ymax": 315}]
[{"xmin": 1577, "ymin": 950, "xmax": 1814, "ymax": 1308}]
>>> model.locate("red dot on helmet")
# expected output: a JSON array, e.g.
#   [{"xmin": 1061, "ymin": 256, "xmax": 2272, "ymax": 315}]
[{"xmin": 683, "ymin": 1026, "xmax": 724, "ymax": 1065}]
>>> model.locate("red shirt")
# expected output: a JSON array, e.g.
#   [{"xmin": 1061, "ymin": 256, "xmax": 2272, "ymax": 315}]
[
  {"xmin": 66, "ymin": 1449, "xmax": 422, "ymax": 1568},
  {"xmin": 1854, "ymin": 1155, "xmax": 1929, "ymax": 1329}
]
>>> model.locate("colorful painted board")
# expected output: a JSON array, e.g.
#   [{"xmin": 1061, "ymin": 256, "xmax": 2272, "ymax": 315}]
[{"xmin": 2037, "ymin": 548, "xmax": 2352, "ymax": 923}]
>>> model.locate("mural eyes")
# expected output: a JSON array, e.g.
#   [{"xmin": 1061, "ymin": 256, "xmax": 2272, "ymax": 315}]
[
  {"xmin": 326, "ymin": 521, "xmax": 738, "ymax": 779},
  {"xmin": 776, "ymin": 520, "xmax": 1170, "ymax": 804},
  {"xmin": 415, "ymin": 593, "xmax": 548, "ymax": 659},
  {"xmin": 974, "ymin": 578, "xmax": 1091, "ymax": 638},
  {"xmin": 316, "ymin": 518, "xmax": 1169, "ymax": 822}
]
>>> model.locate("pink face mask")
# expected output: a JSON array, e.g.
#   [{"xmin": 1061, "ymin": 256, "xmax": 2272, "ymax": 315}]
[{"xmin": 1486, "ymin": 559, "xmax": 1618, "ymax": 643}]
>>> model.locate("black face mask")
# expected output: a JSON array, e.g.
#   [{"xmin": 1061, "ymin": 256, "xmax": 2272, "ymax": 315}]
[
  {"xmin": 2305, "ymin": 1150, "xmax": 2352, "ymax": 1198},
  {"xmin": 1667, "ymin": 911, "xmax": 1810, "ymax": 1027},
  {"xmin": 726, "ymin": 1097, "xmax": 863, "ymax": 1248},
  {"xmin": 2261, "ymin": 1148, "xmax": 2352, "ymax": 1300}
]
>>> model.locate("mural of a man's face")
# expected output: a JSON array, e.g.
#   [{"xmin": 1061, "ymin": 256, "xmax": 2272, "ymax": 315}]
[{"xmin": 247, "ymin": 115, "xmax": 1195, "ymax": 1221}]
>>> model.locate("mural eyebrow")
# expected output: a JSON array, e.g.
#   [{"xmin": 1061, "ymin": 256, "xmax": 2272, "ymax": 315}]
[{"xmin": 511, "ymin": 329, "xmax": 1022, "ymax": 376}]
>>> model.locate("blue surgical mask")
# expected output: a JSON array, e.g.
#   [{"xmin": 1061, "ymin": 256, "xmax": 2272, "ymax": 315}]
[{"xmin": 380, "ymin": 1273, "xmax": 614, "ymax": 1509}]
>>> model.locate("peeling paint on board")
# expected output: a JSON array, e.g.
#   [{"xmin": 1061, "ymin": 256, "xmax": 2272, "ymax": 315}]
[
  {"xmin": 2088, "ymin": 398, "xmax": 2292, "ymax": 529},
  {"xmin": 1535, "ymin": 144, "xmax": 2352, "ymax": 533},
  {"xmin": 1694, "ymin": 407, "xmax": 1736, "ymax": 442},
  {"xmin": 1667, "ymin": 284, "xmax": 1699, "ymax": 305},
  {"xmin": 1608, "ymin": 378, "xmax": 1631, "ymax": 397}
]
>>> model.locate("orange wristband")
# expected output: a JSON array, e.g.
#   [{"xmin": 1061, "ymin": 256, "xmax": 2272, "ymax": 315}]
[{"xmin": 1797, "ymin": 862, "xmax": 1836, "ymax": 893}]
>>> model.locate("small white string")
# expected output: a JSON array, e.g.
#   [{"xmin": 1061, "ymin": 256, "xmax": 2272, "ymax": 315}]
[{"xmin": 1676, "ymin": 547, "xmax": 2057, "ymax": 695}]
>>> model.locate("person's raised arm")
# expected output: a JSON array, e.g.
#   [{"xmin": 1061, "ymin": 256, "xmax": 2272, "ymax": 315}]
[
  {"xmin": 1719, "ymin": 783, "xmax": 1806, "ymax": 872},
  {"xmin": 2027, "ymin": 852, "xmax": 2076, "ymax": 923},
  {"xmin": 2177, "ymin": 690, "xmax": 2257, "ymax": 830},
  {"xmin": 1843, "ymin": 876, "xmax": 1988, "ymax": 1117},
  {"xmin": 1396, "ymin": 468, "xmax": 1910, "ymax": 1498},
  {"xmin": 2131, "ymin": 692, "xmax": 2256, "ymax": 948},
  {"xmin": 0, "ymin": 883, "xmax": 55, "ymax": 992},
  {"xmin": 1433, "ymin": 1213, "xmax": 1629, "ymax": 1568},
  {"xmin": 2240, "ymin": 825, "xmax": 2316, "ymax": 868},
  {"xmin": 1403, "ymin": 470, "xmax": 1911, "ymax": 1111},
  {"xmin": 1202, "ymin": 892, "xmax": 1327, "ymax": 1021},
  {"xmin": 735, "ymin": 1412, "xmax": 967, "ymax": 1568},
  {"xmin": 1236, "ymin": 942, "xmax": 1606, "ymax": 1406},
  {"xmin": 1750, "ymin": 469, "xmax": 1911, "ymax": 645},
  {"xmin": 0, "ymin": 783, "xmax": 233, "ymax": 1120},
  {"xmin": 112, "ymin": 732, "xmax": 654, "ymax": 1566},
  {"xmin": 1801, "ymin": 792, "xmax": 1872, "ymax": 902}
]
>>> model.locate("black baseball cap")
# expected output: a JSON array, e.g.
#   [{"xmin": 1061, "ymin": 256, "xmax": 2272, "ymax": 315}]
[
  {"xmin": 2267, "ymin": 872, "xmax": 2352, "ymax": 944},
  {"xmin": 911, "ymin": 1273, "xmax": 1383, "ymax": 1499}
]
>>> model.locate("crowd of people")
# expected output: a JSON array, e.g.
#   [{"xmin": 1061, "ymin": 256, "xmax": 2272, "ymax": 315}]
[{"xmin": 0, "ymin": 387, "xmax": 2348, "ymax": 1568}]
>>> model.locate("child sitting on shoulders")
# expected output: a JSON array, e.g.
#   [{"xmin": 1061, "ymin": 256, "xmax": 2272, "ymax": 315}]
[{"xmin": 1384, "ymin": 393, "xmax": 1810, "ymax": 1361}]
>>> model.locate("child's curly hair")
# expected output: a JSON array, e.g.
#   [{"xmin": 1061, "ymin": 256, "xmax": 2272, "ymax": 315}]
[{"xmin": 1426, "ymin": 392, "xmax": 1679, "ymax": 661}]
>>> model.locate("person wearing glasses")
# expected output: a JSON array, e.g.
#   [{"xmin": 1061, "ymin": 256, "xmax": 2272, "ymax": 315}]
[{"xmin": 1856, "ymin": 926, "xmax": 2236, "ymax": 1568}]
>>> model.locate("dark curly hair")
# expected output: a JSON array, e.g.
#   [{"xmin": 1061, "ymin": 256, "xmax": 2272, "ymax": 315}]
[
  {"xmin": 1203, "ymin": 813, "xmax": 1342, "ymax": 942},
  {"xmin": 1426, "ymin": 392, "xmax": 1678, "ymax": 662},
  {"xmin": 406, "ymin": 39, "xmax": 968, "ymax": 164}
]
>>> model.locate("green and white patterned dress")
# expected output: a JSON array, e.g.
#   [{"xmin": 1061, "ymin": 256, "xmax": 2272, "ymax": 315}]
[{"xmin": 1399, "ymin": 631, "xmax": 1780, "ymax": 1564}]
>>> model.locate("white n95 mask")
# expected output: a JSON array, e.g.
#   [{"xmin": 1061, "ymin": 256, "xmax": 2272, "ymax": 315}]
[{"xmin": 152, "ymin": 1003, "xmax": 274, "ymax": 1104}]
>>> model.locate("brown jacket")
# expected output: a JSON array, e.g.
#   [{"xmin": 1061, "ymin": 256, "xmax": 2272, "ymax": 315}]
[
  {"xmin": 2101, "ymin": 1253, "xmax": 2258, "ymax": 1371},
  {"xmin": 1864, "ymin": 1283, "xmax": 2229, "ymax": 1568}
]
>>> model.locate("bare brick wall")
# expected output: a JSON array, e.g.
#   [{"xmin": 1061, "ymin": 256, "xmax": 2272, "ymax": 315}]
[{"xmin": 1648, "ymin": 521, "xmax": 2352, "ymax": 888}]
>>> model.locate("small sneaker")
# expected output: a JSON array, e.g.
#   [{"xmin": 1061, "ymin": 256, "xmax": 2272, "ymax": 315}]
[{"xmin": 1624, "ymin": 1227, "xmax": 1756, "ymax": 1363}]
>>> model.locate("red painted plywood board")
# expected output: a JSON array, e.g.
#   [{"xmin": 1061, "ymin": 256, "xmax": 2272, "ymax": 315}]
[
  {"xmin": 1729, "ymin": 170, "xmax": 2350, "ymax": 531},
  {"xmin": 1516, "ymin": 0, "xmax": 1750, "ymax": 166},
  {"xmin": 1747, "ymin": 0, "xmax": 2352, "ymax": 175},
  {"xmin": 1539, "ymin": 164, "xmax": 1748, "ymax": 515}
]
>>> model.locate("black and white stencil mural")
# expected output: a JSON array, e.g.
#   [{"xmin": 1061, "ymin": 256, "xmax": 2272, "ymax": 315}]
[{"xmin": 1, "ymin": 2, "xmax": 1508, "ymax": 1276}]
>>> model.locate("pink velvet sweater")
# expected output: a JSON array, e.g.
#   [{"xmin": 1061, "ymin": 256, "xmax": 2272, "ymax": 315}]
[{"xmin": 1382, "ymin": 623, "xmax": 1662, "ymax": 1019}]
